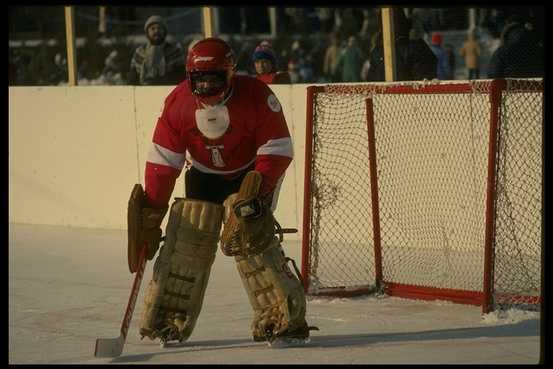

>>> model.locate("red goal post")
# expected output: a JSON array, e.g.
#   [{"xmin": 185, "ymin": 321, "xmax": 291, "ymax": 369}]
[{"xmin": 301, "ymin": 79, "xmax": 543, "ymax": 313}]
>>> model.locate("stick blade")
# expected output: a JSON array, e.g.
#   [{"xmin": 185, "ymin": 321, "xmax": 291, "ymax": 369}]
[{"xmin": 94, "ymin": 335, "xmax": 125, "ymax": 358}]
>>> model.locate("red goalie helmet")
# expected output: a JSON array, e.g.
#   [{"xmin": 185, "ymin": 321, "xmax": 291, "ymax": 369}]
[{"xmin": 186, "ymin": 37, "xmax": 236, "ymax": 106}]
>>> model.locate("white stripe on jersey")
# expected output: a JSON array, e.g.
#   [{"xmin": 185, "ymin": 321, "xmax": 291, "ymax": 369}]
[
  {"xmin": 186, "ymin": 152, "xmax": 256, "ymax": 175},
  {"xmin": 147, "ymin": 143, "xmax": 186, "ymax": 170},
  {"xmin": 269, "ymin": 173, "xmax": 286, "ymax": 211},
  {"xmin": 256, "ymin": 137, "xmax": 294, "ymax": 158}
]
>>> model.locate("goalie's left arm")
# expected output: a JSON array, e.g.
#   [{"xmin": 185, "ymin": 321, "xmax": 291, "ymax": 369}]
[{"xmin": 252, "ymin": 81, "xmax": 294, "ymax": 197}]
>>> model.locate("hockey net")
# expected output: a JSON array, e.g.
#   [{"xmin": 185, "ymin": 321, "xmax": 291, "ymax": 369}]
[{"xmin": 301, "ymin": 79, "xmax": 542, "ymax": 313}]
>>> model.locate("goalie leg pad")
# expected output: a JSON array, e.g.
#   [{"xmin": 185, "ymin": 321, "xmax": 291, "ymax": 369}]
[
  {"xmin": 139, "ymin": 198, "xmax": 224, "ymax": 342},
  {"xmin": 235, "ymin": 239, "xmax": 309, "ymax": 341}
]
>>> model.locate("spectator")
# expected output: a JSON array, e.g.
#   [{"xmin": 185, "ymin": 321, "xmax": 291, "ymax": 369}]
[
  {"xmin": 289, "ymin": 40, "xmax": 306, "ymax": 62},
  {"xmin": 444, "ymin": 43, "xmax": 456, "ymax": 80},
  {"xmin": 316, "ymin": 7, "xmax": 334, "ymax": 33},
  {"xmin": 286, "ymin": 39, "xmax": 310, "ymax": 83},
  {"xmin": 410, "ymin": 8, "xmax": 432, "ymax": 40},
  {"xmin": 459, "ymin": 31, "xmax": 481, "ymax": 79},
  {"xmin": 251, "ymin": 40, "xmax": 291, "ymax": 84},
  {"xmin": 234, "ymin": 38, "xmax": 254, "ymax": 75},
  {"xmin": 365, "ymin": 7, "xmax": 436, "ymax": 82},
  {"xmin": 360, "ymin": 49, "xmax": 371, "ymax": 82},
  {"xmin": 323, "ymin": 32, "xmax": 341, "ymax": 82},
  {"xmin": 284, "ymin": 8, "xmax": 308, "ymax": 35},
  {"xmin": 359, "ymin": 9, "xmax": 379, "ymax": 39},
  {"xmin": 30, "ymin": 47, "xmax": 47, "ymax": 85},
  {"xmin": 102, "ymin": 50, "xmax": 124, "ymax": 85},
  {"xmin": 487, "ymin": 15, "xmax": 543, "ymax": 78},
  {"xmin": 486, "ymin": 9, "xmax": 506, "ymax": 38},
  {"xmin": 287, "ymin": 59, "xmax": 301, "ymax": 83},
  {"xmin": 335, "ymin": 8, "xmax": 363, "ymax": 40},
  {"xmin": 9, "ymin": 50, "xmax": 26, "ymax": 85},
  {"xmin": 298, "ymin": 53, "xmax": 315, "ymax": 83},
  {"xmin": 50, "ymin": 53, "xmax": 67, "ymax": 85},
  {"xmin": 78, "ymin": 60, "xmax": 90, "ymax": 83},
  {"xmin": 335, "ymin": 35, "xmax": 364, "ymax": 82},
  {"xmin": 128, "ymin": 15, "xmax": 186, "ymax": 85},
  {"xmin": 308, "ymin": 35, "xmax": 327, "ymax": 82},
  {"xmin": 429, "ymin": 32, "xmax": 451, "ymax": 80}
]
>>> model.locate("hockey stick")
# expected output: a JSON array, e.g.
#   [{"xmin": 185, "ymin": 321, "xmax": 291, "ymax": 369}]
[{"xmin": 94, "ymin": 242, "xmax": 148, "ymax": 358}]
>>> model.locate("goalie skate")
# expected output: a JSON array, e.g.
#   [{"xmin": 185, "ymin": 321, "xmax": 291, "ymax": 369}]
[
  {"xmin": 261, "ymin": 322, "xmax": 318, "ymax": 348},
  {"xmin": 267, "ymin": 337, "xmax": 311, "ymax": 348},
  {"xmin": 159, "ymin": 338, "xmax": 181, "ymax": 349}
]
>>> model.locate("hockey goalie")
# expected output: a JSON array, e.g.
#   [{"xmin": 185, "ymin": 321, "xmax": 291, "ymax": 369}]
[{"xmin": 132, "ymin": 37, "xmax": 315, "ymax": 346}]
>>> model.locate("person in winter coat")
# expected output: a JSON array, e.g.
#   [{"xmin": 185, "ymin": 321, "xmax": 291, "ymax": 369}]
[
  {"xmin": 365, "ymin": 7, "xmax": 436, "ymax": 82},
  {"xmin": 444, "ymin": 43, "xmax": 456, "ymax": 79},
  {"xmin": 251, "ymin": 40, "xmax": 291, "ymax": 84},
  {"xmin": 335, "ymin": 35, "xmax": 364, "ymax": 82},
  {"xmin": 323, "ymin": 32, "xmax": 341, "ymax": 82},
  {"xmin": 487, "ymin": 16, "xmax": 543, "ymax": 78},
  {"xmin": 459, "ymin": 31, "xmax": 481, "ymax": 79},
  {"xmin": 128, "ymin": 15, "xmax": 186, "ymax": 85},
  {"xmin": 429, "ymin": 32, "xmax": 451, "ymax": 80}
]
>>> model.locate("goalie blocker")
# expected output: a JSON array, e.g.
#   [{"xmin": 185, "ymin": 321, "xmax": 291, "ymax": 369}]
[
  {"xmin": 221, "ymin": 171, "xmax": 317, "ymax": 342},
  {"xmin": 128, "ymin": 184, "xmax": 167, "ymax": 273}
]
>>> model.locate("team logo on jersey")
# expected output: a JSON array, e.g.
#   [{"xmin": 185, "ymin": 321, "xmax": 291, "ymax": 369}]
[
  {"xmin": 267, "ymin": 94, "xmax": 281, "ymax": 112},
  {"xmin": 205, "ymin": 145, "xmax": 226, "ymax": 167}
]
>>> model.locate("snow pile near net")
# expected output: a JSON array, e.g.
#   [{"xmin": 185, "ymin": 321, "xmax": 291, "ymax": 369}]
[{"xmin": 481, "ymin": 308, "xmax": 540, "ymax": 325}]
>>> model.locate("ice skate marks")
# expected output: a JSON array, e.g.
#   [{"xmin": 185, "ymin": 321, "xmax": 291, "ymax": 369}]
[{"xmin": 156, "ymin": 337, "xmax": 310, "ymax": 350}]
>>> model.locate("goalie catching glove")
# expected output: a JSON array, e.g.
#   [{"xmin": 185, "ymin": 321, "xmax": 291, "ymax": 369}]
[
  {"xmin": 220, "ymin": 172, "xmax": 276, "ymax": 257},
  {"xmin": 127, "ymin": 184, "xmax": 168, "ymax": 273}
]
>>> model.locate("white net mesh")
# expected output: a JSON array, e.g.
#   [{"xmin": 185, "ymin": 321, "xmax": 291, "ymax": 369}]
[
  {"xmin": 493, "ymin": 80, "xmax": 543, "ymax": 308},
  {"xmin": 372, "ymin": 90, "xmax": 489, "ymax": 292},
  {"xmin": 310, "ymin": 92, "xmax": 375, "ymax": 292},
  {"xmin": 305, "ymin": 79, "xmax": 543, "ymax": 311}
]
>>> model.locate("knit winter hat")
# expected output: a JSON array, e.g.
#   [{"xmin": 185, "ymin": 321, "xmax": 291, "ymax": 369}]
[
  {"xmin": 144, "ymin": 15, "xmax": 167, "ymax": 33},
  {"xmin": 431, "ymin": 32, "xmax": 443, "ymax": 45},
  {"xmin": 252, "ymin": 40, "xmax": 276, "ymax": 65}
]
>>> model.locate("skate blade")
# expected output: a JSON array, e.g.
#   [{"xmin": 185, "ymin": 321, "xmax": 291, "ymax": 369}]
[
  {"xmin": 267, "ymin": 337, "xmax": 310, "ymax": 348},
  {"xmin": 160, "ymin": 340, "xmax": 185, "ymax": 348}
]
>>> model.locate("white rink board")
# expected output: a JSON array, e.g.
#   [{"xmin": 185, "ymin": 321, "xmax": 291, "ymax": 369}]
[{"xmin": 8, "ymin": 84, "xmax": 310, "ymax": 237}]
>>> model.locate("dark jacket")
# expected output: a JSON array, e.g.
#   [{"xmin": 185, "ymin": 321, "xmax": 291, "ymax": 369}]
[
  {"xmin": 365, "ymin": 8, "xmax": 437, "ymax": 82},
  {"xmin": 366, "ymin": 35, "xmax": 437, "ymax": 82},
  {"xmin": 487, "ymin": 22, "xmax": 543, "ymax": 78},
  {"xmin": 128, "ymin": 41, "xmax": 186, "ymax": 85}
]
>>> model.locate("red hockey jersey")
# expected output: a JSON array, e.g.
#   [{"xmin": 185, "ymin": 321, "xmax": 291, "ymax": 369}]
[
  {"xmin": 256, "ymin": 71, "xmax": 291, "ymax": 85},
  {"xmin": 144, "ymin": 75, "xmax": 293, "ymax": 208}
]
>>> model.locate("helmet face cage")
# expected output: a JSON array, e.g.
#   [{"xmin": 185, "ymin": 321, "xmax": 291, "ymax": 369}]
[{"xmin": 190, "ymin": 70, "xmax": 228, "ymax": 97}]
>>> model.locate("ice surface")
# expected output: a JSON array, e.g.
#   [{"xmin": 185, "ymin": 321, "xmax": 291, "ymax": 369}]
[{"xmin": 9, "ymin": 223, "xmax": 541, "ymax": 364}]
